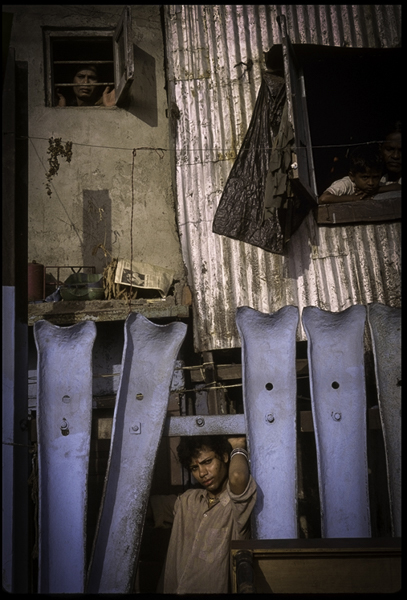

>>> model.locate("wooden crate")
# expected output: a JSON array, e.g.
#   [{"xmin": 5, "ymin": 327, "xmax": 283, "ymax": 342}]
[{"xmin": 231, "ymin": 538, "xmax": 401, "ymax": 594}]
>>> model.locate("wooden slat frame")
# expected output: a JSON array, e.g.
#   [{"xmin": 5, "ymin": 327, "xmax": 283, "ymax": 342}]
[
  {"xmin": 231, "ymin": 538, "xmax": 401, "ymax": 594},
  {"xmin": 316, "ymin": 195, "xmax": 401, "ymax": 225}
]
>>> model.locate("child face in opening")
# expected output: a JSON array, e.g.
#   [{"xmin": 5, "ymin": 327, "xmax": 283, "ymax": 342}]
[
  {"xmin": 73, "ymin": 68, "xmax": 98, "ymax": 105},
  {"xmin": 349, "ymin": 168, "xmax": 382, "ymax": 195},
  {"xmin": 189, "ymin": 446, "xmax": 229, "ymax": 498},
  {"xmin": 382, "ymin": 132, "xmax": 402, "ymax": 178}
]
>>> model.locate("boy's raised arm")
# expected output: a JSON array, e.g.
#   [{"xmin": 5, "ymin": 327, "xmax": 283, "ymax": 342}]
[{"xmin": 227, "ymin": 436, "xmax": 250, "ymax": 495}]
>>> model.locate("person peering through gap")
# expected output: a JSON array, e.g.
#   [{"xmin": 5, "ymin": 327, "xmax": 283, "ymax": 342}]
[
  {"xmin": 319, "ymin": 143, "xmax": 384, "ymax": 204},
  {"xmin": 147, "ymin": 435, "xmax": 257, "ymax": 594},
  {"xmin": 56, "ymin": 64, "xmax": 116, "ymax": 107},
  {"xmin": 377, "ymin": 120, "xmax": 401, "ymax": 193}
]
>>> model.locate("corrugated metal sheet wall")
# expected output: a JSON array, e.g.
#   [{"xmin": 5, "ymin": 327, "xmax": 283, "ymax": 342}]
[{"xmin": 164, "ymin": 5, "xmax": 401, "ymax": 351}]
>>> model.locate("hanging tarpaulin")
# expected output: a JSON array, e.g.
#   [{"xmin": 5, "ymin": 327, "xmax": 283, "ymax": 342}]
[{"xmin": 212, "ymin": 71, "xmax": 297, "ymax": 254}]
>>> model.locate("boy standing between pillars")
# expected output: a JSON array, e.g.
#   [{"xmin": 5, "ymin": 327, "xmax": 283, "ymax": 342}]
[{"xmin": 149, "ymin": 435, "xmax": 257, "ymax": 594}]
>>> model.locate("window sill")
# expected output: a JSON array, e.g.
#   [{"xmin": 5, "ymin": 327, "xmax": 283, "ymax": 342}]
[{"xmin": 316, "ymin": 193, "xmax": 401, "ymax": 226}]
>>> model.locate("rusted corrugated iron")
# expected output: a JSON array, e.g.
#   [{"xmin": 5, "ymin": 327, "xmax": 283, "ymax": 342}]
[{"xmin": 164, "ymin": 5, "xmax": 401, "ymax": 351}]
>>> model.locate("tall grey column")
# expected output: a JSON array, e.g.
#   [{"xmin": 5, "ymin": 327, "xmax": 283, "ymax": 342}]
[
  {"xmin": 236, "ymin": 305, "xmax": 299, "ymax": 539},
  {"xmin": 87, "ymin": 313, "xmax": 187, "ymax": 593},
  {"xmin": 302, "ymin": 305, "xmax": 371, "ymax": 538},
  {"xmin": 34, "ymin": 319, "xmax": 97, "ymax": 593}
]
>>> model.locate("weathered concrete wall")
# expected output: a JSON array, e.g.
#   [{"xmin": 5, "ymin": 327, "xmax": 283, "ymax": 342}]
[{"xmin": 4, "ymin": 5, "xmax": 184, "ymax": 278}]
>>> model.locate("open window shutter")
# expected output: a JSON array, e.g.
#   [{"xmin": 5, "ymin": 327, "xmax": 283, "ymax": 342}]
[
  {"xmin": 113, "ymin": 6, "xmax": 134, "ymax": 105},
  {"xmin": 277, "ymin": 15, "xmax": 318, "ymax": 208}
]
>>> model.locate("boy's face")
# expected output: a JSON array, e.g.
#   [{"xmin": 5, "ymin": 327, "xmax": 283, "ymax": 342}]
[
  {"xmin": 349, "ymin": 168, "xmax": 382, "ymax": 194},
  {"xmin": 189, "ymin": 446, "xmax": 229, "ymax": 498}
]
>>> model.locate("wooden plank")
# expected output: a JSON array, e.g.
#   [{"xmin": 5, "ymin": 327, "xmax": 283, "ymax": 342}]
[
  {"xmin": 317, "ymin": 195, "xmax": 401, "ymax": 226},
  {"xmin": 163, "ymin": 414, "xmax": 246, "ymax": 437},
  {"xmin": 233, "ymin": 536, "xmax": 400, "ymax": 551},
  {"xmin": 28, "ymin": 298, "xmax": 190, "ymax": 326},
  {"xmin": 231, "ymin": 538, "xmax": 401, "ymax": 594},
  {"xmin": 30, "ymin": 407, "xmax": 381, "ymax": 440}
]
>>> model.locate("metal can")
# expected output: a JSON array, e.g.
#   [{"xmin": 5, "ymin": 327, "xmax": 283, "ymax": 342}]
[{"xmin": 28, "ymin": 261, "xmax": 45, "ymax": 301}]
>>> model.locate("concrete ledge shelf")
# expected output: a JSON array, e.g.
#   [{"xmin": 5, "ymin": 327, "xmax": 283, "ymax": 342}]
[{"xmin": 28, "ymin": 298, "xmax": 190, "ymax": 326}]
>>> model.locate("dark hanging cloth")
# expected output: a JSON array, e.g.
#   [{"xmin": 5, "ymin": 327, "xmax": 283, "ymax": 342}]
[{"xmin": 212, "ymin": 72, "xmax": 293, "ymax": 255}]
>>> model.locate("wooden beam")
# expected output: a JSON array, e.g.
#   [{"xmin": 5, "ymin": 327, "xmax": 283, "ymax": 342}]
[
  {"xmin": 28, "ymin": 298, "xmax": 190, "ymax": 325},
  {"xmin": 30, "ymin": 407, "xmax": 381, "ymax": 441},
  {"xmin": 231, "ymin": 538, "xmax": 401, "ymax": 594},
  {"xmin": 316, "ymin": 195, "xmax": 401, "ymax": 226}
]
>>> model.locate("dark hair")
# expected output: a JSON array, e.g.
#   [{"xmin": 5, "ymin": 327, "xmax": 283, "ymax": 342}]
[
  {"xmin": 349, "ymin": 144, "xmax": 384, "ymax": 175},
  {"xmin": 380, "ymin": 120, "xmax": 401, "ymax": 142},
  {"xmin": 389, "ymin": 120, "xmax": 401, "ymax": 134},
  {"xmin": 177, "ymin": 436, "xmax": 232, "ymax": 470},
  {"xmin": 73, "ymin": 64, "xmax": 99, "ymax": 80}
]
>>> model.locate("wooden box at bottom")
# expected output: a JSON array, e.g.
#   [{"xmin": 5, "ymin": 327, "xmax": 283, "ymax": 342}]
[{"xmin": 231, "ymin": 538, "xmax": 401, "ymax": 594}]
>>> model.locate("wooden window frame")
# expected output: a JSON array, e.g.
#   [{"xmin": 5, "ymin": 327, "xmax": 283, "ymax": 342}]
[
  {"xmin": 113, "ymin": 5, "xmax": 134, "ymax": 103},
  {"xmin": 316, "ymin": 194, "xmax": 401, "ymax": 226},
  {"xmin": 43, "ymin": 6, "xmax": 134, "ymax": 108}
]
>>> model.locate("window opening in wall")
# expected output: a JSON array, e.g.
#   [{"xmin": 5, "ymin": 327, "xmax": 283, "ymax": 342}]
[
  {"xmin": 51, "ymin": 36, "xmax": 114, "ymax": 107},
  {"xmin": 301, "ymin": 47, "xmax": 401, "ymax": 197},
  {"xmin": 43, "ymin": 6, "xmax": 134, "ymax": 108},
  {"xmin": 266, "ymin": 34, "xmax": 401, "ymax": 226}
]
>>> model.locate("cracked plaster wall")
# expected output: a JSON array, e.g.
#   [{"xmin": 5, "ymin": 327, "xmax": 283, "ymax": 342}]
[{"xmin": 5, "ymin": 5, "xmax": 185, "ymax": 279}]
